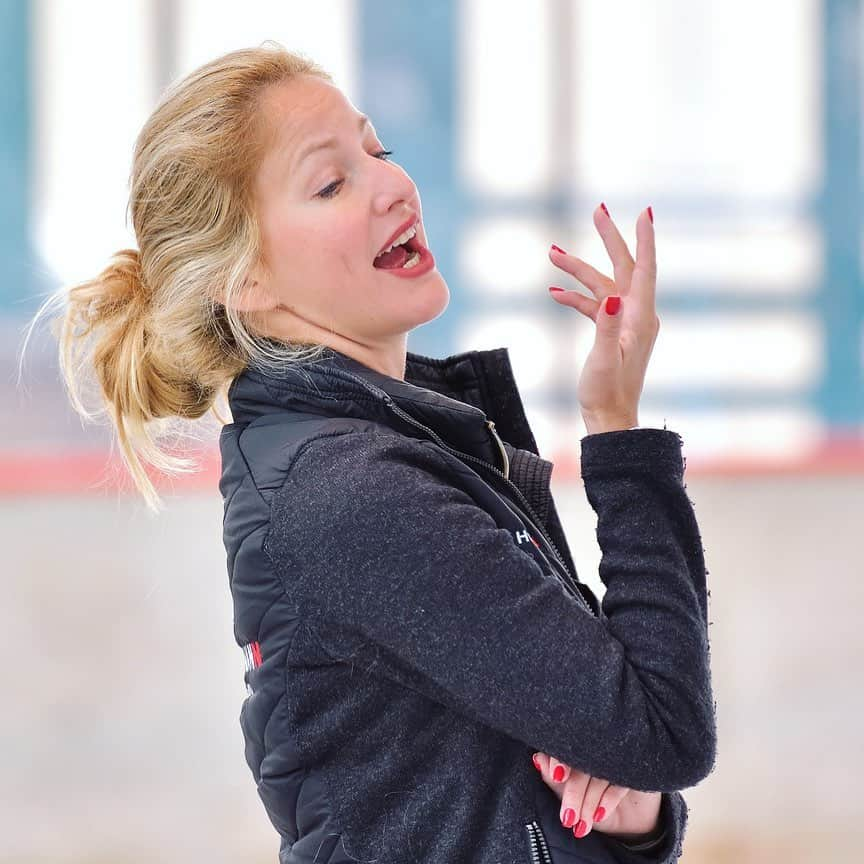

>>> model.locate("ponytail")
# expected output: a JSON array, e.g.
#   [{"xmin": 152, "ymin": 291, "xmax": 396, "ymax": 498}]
[{"xmin": 19, "ymin": 43, "xmax": 336, "ymax": 511}]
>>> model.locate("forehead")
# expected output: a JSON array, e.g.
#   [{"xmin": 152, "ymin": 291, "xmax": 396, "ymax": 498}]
[{"xmin": 263, "ymin": 76, "xmax": 363, "ymax": 151}]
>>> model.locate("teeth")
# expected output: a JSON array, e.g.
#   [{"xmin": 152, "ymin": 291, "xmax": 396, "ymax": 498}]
[
  {"xmin": 375, "ymin": 224, "xmax": 417, "ymax": 258},
  {"xmin": 401, "ymin": 250, "xmax": 421, "ymax": 269}
]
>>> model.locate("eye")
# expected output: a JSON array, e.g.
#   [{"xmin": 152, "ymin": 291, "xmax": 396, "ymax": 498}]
[{"xmin": 316, "ymin": 150, "xmax": 396, "ymax": 199}]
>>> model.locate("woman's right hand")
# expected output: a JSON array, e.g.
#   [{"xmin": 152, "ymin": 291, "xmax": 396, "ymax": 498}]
[{"xmin": 548, "ymin": 205, "xmax": 660, "ymax": 433}]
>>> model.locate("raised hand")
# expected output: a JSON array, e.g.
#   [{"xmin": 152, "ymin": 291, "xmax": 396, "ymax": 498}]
[{"xmin": 548, "ymin": 204, "xmax": 660, "ymax": 434}]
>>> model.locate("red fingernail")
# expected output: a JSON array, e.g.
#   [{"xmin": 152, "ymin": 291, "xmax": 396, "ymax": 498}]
[
  {"xmin": 594, "ymin": 807, "xmax": 606, "ymax": 822},
  {"xmin": 562, "ymin": 808, "xmax": 576, "ymax": 828},
  {"xmin": 551, "ymin": 243, "xmax": 567, "ymax": 254},
  {"xmin": 548, "ymin": 286, "xmax": 564, "ymax": 292},
  {"xmin": 647, "ymin": 206, "xmax": 653, "ymax": 224},
  {"xmin": 553, "ymin": 765, "xmax": 565, "ymax": 782},
  {"xmin": 574, "ymin": 819, "xmax": 588, "ymax": 838},
  {"xmin": 605, "ymin": 295, "xmax": 621, "ymax": 315},
  {"xmin": 532, "ymin": 754, "xmax": 541, "ymax": 771},
  {"xmin": 600, "ymin": 202, "xmax": 610, "ymax": 217}
]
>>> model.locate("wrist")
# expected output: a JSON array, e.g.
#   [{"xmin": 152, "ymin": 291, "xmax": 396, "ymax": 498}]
[
  {"xmin": 582, "ymin": 415, "xmax": 639, "ymax": 435},
  {"xmin": 606, "ymin": 820, "xmax": 664, "ymax": 844},
  {"xmin": 606, "ymin": 794, "xmax": 668, "ymax": 851}
]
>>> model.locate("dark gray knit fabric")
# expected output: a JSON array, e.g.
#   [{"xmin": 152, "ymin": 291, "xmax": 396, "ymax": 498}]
[
  {"xmin": 263, "ymin": 430, "xmax": 715, "ymax": 862},
  {"xmin": 220, "ymin": 345, "xmax": 717, "ymax": 864}
]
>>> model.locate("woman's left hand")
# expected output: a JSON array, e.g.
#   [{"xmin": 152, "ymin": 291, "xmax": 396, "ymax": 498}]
[{"xmin": 532, "ymin": 751, "xmax": 662, "ymax": 840}]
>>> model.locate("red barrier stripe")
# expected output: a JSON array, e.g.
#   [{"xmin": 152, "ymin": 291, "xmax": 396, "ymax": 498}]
[{"xmin": 0, "ymin": 434, "xmax": 862, "ymax": 496}]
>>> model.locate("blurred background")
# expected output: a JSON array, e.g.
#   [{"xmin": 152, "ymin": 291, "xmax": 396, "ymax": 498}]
[{"xmin": 3, "ymin": 0, "xmax": 863, "ymax": 862}]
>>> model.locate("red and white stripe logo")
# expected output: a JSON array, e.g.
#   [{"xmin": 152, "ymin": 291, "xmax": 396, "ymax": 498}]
[{"xmin": 242, "ymin": 640, "xmax": 263, "ymax": 673}]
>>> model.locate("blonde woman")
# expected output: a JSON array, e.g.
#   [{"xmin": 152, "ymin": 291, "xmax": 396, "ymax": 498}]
[{"xmin": 30, "ymin": 43, "xmax": 716, "ymax": 864}]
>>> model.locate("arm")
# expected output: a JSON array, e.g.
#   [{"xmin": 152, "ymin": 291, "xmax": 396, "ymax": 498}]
[{"xmin": 264, "ymin": 429, "xmax": 716, "ymax": 792}]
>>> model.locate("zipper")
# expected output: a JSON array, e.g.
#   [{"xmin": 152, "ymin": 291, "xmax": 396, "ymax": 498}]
[
  {"xmin": 385, "ymin": 396, "xmax": 590, "ymax": 615},
  {"xmin": 386, "ymin": 397, "xmax": 587, "ymax": 610},
  {"xmin": 325, "ymin": 368, "xmax": 574, "ymax": 859},
  {"xmin": 484, "ymin": 420, "xmax": 585, "ymax": 608},
  {"xmin": 485, "ymin": 418, "xmax": 510, "ymax": 480},
  {"xmin": 525, "ymin": 820, "xmax": 553, "ymax": 864},
  {"xmin": 331, "ymin": 367, "xmax": 591, "ymax": 614}
]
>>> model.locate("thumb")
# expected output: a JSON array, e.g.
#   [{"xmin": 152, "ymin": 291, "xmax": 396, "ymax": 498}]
[{"xmin": 594, "ymin": 295, "xmax": 622, "ymax": 347}]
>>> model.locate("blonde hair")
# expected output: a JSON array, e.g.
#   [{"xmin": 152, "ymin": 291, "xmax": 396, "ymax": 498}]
[{"xmin": 21, "ymin": 42, "xmax": 334, "ymax": 512}]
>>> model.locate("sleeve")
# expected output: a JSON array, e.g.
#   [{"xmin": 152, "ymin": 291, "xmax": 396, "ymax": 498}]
[
  {"xmin": 264, "ymin": 429, "xmax": 717, "ymax": 793},
  {"xmin": 604, "ymin": 788, "xmax": 686, "ymax": 862}
]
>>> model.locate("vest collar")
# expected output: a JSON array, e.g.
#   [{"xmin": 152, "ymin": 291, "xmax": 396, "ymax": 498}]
[{"xmin": 226, "ymin": 344, "xmax": 543, "ymax": 470}]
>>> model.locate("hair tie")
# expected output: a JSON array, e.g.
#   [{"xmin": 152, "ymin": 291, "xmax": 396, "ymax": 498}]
[{"xmin": 108, "ymin": 247, "xmax": 149, "ymax": 306}]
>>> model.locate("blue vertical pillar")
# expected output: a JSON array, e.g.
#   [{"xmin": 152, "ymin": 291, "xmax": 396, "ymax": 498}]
[
  {"xmin": 819, "ymin": 0, "xmax": 864, "ymax": 428},
  {"xmin": 0, "ymin": 0, "xmax": 41, "ymax": 312},
  {"xmin": 358, "ymin": 0, "xmax": 461, "ymax": 356}
]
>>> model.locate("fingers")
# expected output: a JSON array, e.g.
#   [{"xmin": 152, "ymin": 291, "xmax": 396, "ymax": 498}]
[
  {"xmin": 548, "ymin": 246, "xmax": 615, "ymax": 300},
  {"xmin": 591, "ymin": 293, "xmax": 625, "ymax": 368},
  {"xmin": 532, "ymin": 751, "xmax": 551, "ymax": 779},
  {"xmin": 632, "ymin": 208, "xmax": 657, "ymax": 308},
  {"xmin": 549, "ymin": 206, "xmax": 656, "ymax": 333},
  {"xmin": 593, "ymin": 782, "xmax": 631, "ymax": 826},
  {"xmin": 532, "ymin": 753, "xmax": 623, "ymax": 841},
  {"xmin": 543, "ymin": 754, "xmax": 568, "ymax": 783},
  {"xmin": 592, "ymin": 203, "xmax": 635, "ymax": 289},
  {"xmin": 561, "ymin": 773, "xmax": 612, "ymax": 838},
  {"xmin": 548, "ymin": 287, "xmax": 601, "ymax": 322}
]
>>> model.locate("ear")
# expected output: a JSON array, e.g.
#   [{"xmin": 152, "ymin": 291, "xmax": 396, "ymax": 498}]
[{"xmin": 218, "ymin": 271, "xmax": 278, "ymax": 313}]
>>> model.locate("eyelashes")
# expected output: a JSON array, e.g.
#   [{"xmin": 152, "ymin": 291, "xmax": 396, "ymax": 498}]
[{"xmin": 316, "ymin": 150, "xmax": 395, "ymax": 199}]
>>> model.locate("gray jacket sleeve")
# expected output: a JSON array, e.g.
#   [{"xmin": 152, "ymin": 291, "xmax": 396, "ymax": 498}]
[{"xmin": 264, "ymin": 428, "xmax": 717, "ymax": 793}]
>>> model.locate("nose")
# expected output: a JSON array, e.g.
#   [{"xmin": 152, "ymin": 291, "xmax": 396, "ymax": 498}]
[{"xmin": 372, "ymin": 164, "xmax": 418, "ymax": 217}]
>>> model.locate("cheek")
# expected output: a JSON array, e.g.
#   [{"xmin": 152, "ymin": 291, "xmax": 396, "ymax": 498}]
[
  {"xmin": 262, "ymin": 212, "xmax": 305, "ymax": 268},
  {"xmin": 336, "ymin": 248, "xmax": 368, "ymax": 279},
  {"xmin": 331, "ymin": 226, "xmax": 370, "ymax": 273}
]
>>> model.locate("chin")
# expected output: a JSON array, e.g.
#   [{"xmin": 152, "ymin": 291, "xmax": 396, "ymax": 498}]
[{"xmin": 413, "ymin": 272, "xmax": 450, "ymax": 323}]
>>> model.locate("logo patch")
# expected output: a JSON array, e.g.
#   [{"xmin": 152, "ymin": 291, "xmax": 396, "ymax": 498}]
[
  {"xmin": 242, "ymin": 640, "xmax": 263, "ymax": 673},
  {"xmin": 514, "ymin": 528, "xmax": 541, "ymax": 549},
  {"xmin": 241, "ymin": 641, "xmax": 262, "ymax": 696}
]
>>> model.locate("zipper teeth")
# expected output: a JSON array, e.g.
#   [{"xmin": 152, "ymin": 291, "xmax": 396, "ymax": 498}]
[
  {"xmin": 330, "ymin": 367, "xmax": 591, "ymax": 614},
  {"xmin": 525, "ymin": 820, "xmax": 553, "ymax": 864},
  {"xmin": 533, "ymin": 820, "xmax": 553, "ymax": 864},
  {"xmin": 524, "ymin": 822, "xmax": 542, "ymax": 864},
  {"xmin": 483, "ymin": 418, "xmax": 579, "ymax": 603}
]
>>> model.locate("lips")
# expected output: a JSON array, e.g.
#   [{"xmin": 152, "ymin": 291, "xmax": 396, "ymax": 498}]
[{"xmin": 374, "ymin": 216, "xmax": 420, "ymax": 261}]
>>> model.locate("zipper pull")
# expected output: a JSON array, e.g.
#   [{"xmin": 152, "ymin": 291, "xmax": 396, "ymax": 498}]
[{"xmin": 486, "ymin": 419, "xmax": 510, "ymax": 480}]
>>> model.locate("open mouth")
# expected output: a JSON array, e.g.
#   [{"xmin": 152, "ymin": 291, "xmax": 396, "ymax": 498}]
[{"xmin": 372, "ymin": 234, "xmax": 425, "ymax": 270}]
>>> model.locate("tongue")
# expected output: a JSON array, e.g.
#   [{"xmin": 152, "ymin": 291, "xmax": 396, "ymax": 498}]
[{"xmin": 373, "ymin": 244, "xmax": 410, "ymax": 269}]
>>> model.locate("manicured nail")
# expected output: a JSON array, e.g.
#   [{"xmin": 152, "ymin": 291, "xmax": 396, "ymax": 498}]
[
  {"xmin": 605, "ymin": 295, "xmax": 621, "ymax": 315},
  {"xmin": 574, "ymin": 819, "xmax": 588, "ymax": 838},
  {"xmin": 550, "ymin": 243, "xmax": 567, "ymax": 254},
  {"xmin": 548, "ymin": 286, "xmax": 564, "ymax": 292},
  {"xmin": 553, "ymin": 765, "xmax": 565, "ymax": 782},
  {"xmin": 562, "ymin": 808, "xmax": 576, "ymax": 828},
  {"xmin": 594, "ymin": 807, "xmax": 606, "ymax": 822},
  {"xmin": 532, "ymin": 753, "xmax": 542, "ymax": 771},
  {"xmin": 600, "ymin": 202, "xmax": 610, "ymax": 217},
  {"xmin": 647, "ymin": 206, "xmax": 653, "ymax": 224}
]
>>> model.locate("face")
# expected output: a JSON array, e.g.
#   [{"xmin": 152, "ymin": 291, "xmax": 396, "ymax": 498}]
[{"xmin": 241, "ymin": 75, "xmax": 449, "ymax": 379}]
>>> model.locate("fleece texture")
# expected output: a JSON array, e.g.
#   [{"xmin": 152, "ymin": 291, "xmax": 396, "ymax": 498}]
[{"xmin": 218, "ymin": 345, "xmax": 717, "ymax": 864}]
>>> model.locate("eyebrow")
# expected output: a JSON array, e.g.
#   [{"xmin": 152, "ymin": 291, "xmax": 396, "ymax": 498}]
[{"xmin": 292, "ymin": 114, "xmax": 372, "ymax": 174}]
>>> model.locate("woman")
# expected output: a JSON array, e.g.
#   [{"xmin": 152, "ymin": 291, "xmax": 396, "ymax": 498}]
[{"xmin": 33, "ymin": 43, "xmax": 716, "ymax": 863}]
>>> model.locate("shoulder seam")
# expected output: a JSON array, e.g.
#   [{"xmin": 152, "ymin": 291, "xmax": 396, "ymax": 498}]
[
  {"xmin": 281, "ymin": 428, "xmax": 403, "ymax": 479},
  {"xmin": 234, "ymin": 425, "xmax": 269, "ymax": 507}
]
